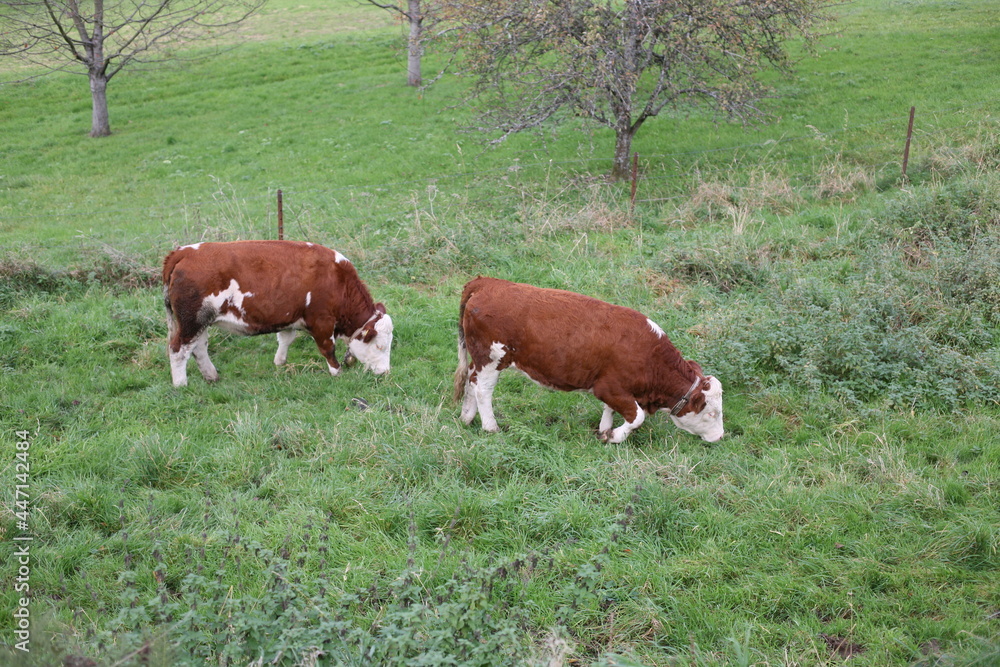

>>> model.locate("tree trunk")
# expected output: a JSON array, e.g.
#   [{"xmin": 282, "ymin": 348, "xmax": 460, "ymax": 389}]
[
  {"xmin": 611, "ymin": 126, "xmax": 635, "ymax": 181},
  {"xmin": 89, "ymin": 71, "xmax": 111, "ymax": 137},
  {"xmin": 406, "ymin": 0, "xmax": 423, "ymax": 87}
]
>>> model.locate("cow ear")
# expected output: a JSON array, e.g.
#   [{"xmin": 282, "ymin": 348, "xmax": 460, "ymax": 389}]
[
  {"xmin": 701, "ymin": 377, "xmax": 713, "ymax": 392},
  {"xmin": 362, "ymin": 326, "xmax": 377, "ymax": 344},
  {"xmin": 375, "ymin": 302, "xmax": 386, "ymax": 315}
]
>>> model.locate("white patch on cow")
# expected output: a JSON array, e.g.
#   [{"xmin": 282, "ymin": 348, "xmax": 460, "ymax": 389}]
[
  {"xmin": 204, "ymin": 279, "xmax": 253, "ymax": 313},
  {"xmin": 327, "ymin": 362, "xmax": 341, "ymax": 377},
  {"xmin": 180, "ymin": 242, "xmax": 202, "ymax": 251},
  {"xmin": 306, "ymin": 242, "xmax": 314, "ymax": 247},
  {"xmin": 606, "ymin": 403, "xmax": 645, "ymax": 444},
  {"xmin": 202, "ymin": 278, "xmax": 255, "ymax": 333},
  {"xmin": 346, "ymin": 313, "xmax": 394, "ymax": 375},
  {"xmin": 489, "ymin": 341, "xmax": 506, "ymax": 363},
  {"xmin": 599, "ymin": 404, "xmax": 615, "ymax": 432},
  {"xmin": 460, "ymin": 382, "xmax": 478, "ymax": 424},
  {"xmin": 669, "ymin": 376, "xmax": 724, "ymax": 442},
  {"xmin": 214, "ymin": 312, "xmax": 250, "ymax": 333},
  {"xmin": 274, "ymin": 329, "xmax": 299, "ymax": 366},
  {"xmin": 191, "ymin": 330, "xmax": 218, "ymax": 381},
  {"xmin": 169, "ymin": 342, "xmax": 196, "ymax": 387},
  {"xmin": 305, "ymin": 291, "xmax": 312, "ymax": 307},
  {"xmin": 647, "ymin": 318, "xmax": 665, "ymax": 338},
  {"xmin": 334, "ymin": 251, "xmax": 349, "ymax": 264}
]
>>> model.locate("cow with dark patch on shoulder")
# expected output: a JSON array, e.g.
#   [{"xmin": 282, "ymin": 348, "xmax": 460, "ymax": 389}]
[
  {"xmin": 453, "ymin": 277, "xmax": 723, "ymax": 443},
  {"xmin": 163, "ymin": 240, "xmax": 393, "ymax": 387}
]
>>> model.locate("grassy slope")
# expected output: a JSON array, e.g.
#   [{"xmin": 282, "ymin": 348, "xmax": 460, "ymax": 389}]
[{"xmin": 2, "ymin": 0, "xmax": 999, "ymax": 665}]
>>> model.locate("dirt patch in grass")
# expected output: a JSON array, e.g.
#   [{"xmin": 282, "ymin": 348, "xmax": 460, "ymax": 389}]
[{"xmin": 820, "ymin": 633, "xmax": 866, "ymax": 660}]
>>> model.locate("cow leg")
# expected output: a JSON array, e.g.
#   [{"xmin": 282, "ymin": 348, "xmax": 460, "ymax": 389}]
[
  {"xmin": 274, "ymin": 329, "xmax": 299, "ymax": 366},
  {"xmin": 599, "ymin": 404, "xmax": 615, "ymax": 433},
  {"xmin": 310, "ymin": 332, "xmax": 341, "ymax": 377},
  {"xmin": 468, "ymin": 342, "xmax": 510, "ymax": 432},
  {"xmin": 166, "ymin": 316, "xmax": 186, "ymax": 387},
  {"xmin": 191, "ymin": 330, "xmax": 218, "ymax": 382},
  {"xmin": 168, "ymin": 328, "xmax": 205, "ymax": 387},
  {"xmin": 462, "ymin": 373, "xmax": 479, "ymax": 425},
  {"xmin": 472, "ymin": 366, "xmax": 501, "ymax": 432},
  {"xmin": 169, "ymin": 341, "xmax": 194, "ymax": 387},
  {"xmin": 602, "ymin": 403, "xmax": 645, "ymax": 444},
  {"xmin": 593, "ymin": 391, "xmax": 645, "ymax": 444},
  {"xmin": 167, "ymin": 313, "xmax": 206, "ymax": 387}
]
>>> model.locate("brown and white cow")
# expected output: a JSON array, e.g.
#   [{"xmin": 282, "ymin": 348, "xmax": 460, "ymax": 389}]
[
  {"xmin": 163, "ymin": 240, "xmax": 393, "ymax": 387},
  {"xmin": 453, "ymin": 277, "xmax": 723, "ymax": 443}
]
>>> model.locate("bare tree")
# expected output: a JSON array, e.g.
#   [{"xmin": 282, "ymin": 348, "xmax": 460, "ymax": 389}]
[
  {"xmin": 361, "ymin": 0, "xmax": 443, "ymax": 86},
  {"xmin": 436, "ymin": 0, "xmax": 836, "ymax": 179},
  {"xmin": 0, "ymin": 0, "xmax": 265, "ymax": 137}
]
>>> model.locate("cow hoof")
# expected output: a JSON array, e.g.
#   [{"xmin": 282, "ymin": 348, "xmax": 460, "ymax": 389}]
[{"xmin": 598, "ymin": 430, "xmax": 613, "ymax": 443}]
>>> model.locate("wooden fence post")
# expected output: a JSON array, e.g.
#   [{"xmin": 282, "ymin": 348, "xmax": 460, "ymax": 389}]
[
  {"xmin": 277, "ymin": 189, "xmax": 284, "ymax": 240},
  {"xmin": 902, "ymin": 106, "xmax": 915, "ymax": 183}
]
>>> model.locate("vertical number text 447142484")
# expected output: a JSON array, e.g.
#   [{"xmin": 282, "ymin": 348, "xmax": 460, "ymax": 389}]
[
  {"xmin": 13, "ymin": 430, "xmax": 32, "ymax": 653},
  {"xmin": 14, "ymin": 431, "xmax": 31, "ymax": 531}
]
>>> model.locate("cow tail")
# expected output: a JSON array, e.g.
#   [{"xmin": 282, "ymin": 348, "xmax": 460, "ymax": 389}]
[
  {"xmin": 453, "ymin": 294, "xmax": 471, "ymax": 403},
  {"xmin": 162, "ymin": 252, "xmax": 179, "ymax": 344},
  {"xmin": 164, "ymin": 288, "xmax": 176, "ymax": 343}
]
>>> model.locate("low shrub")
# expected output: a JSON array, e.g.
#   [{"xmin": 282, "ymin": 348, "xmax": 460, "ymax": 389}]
[
  {"xmin": 653, "ymin": 238, "xmax": 775, "ymax": 294},
  {"xmin": 702, "ymin": 267, "xmax": 1000, "ymax": 410},
  {"xmin": 40, "ymin": 510, "xmax": 634, "ymax": 666},
  {"xmin": 697, "ymin": 173, "xmax": 1000, "ymax": 410},
  {"xmin": 884, "ymin": 178, "xmax": 1000, "ymax": 244}
]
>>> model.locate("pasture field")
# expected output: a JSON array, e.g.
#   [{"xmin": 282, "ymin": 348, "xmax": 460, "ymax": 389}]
[{"xmin": 1, "ymin": 0, "xmax": 999, "ymax": 664}]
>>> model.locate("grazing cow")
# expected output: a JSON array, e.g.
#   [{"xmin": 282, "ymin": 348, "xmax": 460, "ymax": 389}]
[
  {"xmin": 453, "ymin": 277, "xmax": 723, "ymax": 443},
  {"xmin": 163, "ymin": 240, "xmax": 393, "ymax": 387}
]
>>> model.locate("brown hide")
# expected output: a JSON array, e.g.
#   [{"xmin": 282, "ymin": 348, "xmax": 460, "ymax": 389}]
[
  {"xmin": 163, "ymin": 241, "xmax": 384, "ymax": 383},
  {"xmin": 457, "ymin": 276, "xmax": 709, "ymax": 423}
]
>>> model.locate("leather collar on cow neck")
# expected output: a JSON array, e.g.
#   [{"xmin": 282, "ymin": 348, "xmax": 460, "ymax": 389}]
[
  {"xmin": 669, "ymin": 376, "xmax": 702, "ymax": 416},
  {"xmin": 350, "ymin": 310, "xmax": 382, "ymax": 340}
]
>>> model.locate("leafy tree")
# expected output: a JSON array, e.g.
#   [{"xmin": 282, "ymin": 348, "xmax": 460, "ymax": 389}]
[
  {"xmin": 436, "ymin": 0, "xmax": 835, "ymax": 179},
  {"xmin": 0, "ymin": 0, "xmax": 264, "ymax": 137}
]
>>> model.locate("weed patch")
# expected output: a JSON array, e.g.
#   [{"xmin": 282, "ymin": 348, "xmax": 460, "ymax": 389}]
[
  {"xmin": 653, "ymin": 237, "xmax": 775, "ymax": 293},
  {"xmin": 0, "ymin": 248, "xmax": 158, "ymax": 309},
  {"xmin": 699, "ymin": 174, "xmax": 1000, "ymax": 410},
  {"xmin": 706, "ymin": 275, "xmax": 1000, "ymax": 409},
  {"xmin": 37, "ymin": 506, "xmax": 637, "ymax": 666}
]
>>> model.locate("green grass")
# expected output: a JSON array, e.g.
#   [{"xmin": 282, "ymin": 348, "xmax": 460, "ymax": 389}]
[{"xmin": 2, "ymin": 0, "xmax": 1000, "ymax": 665}]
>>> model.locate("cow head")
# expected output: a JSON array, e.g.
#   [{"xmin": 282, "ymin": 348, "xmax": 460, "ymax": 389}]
[
  {"xmin": 669, "ymin": 376, "xmax": 724, "ymax": 442},
  {"xmin": 347, "ymin": 303, "xmax": 393, "ymax": 375}
]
